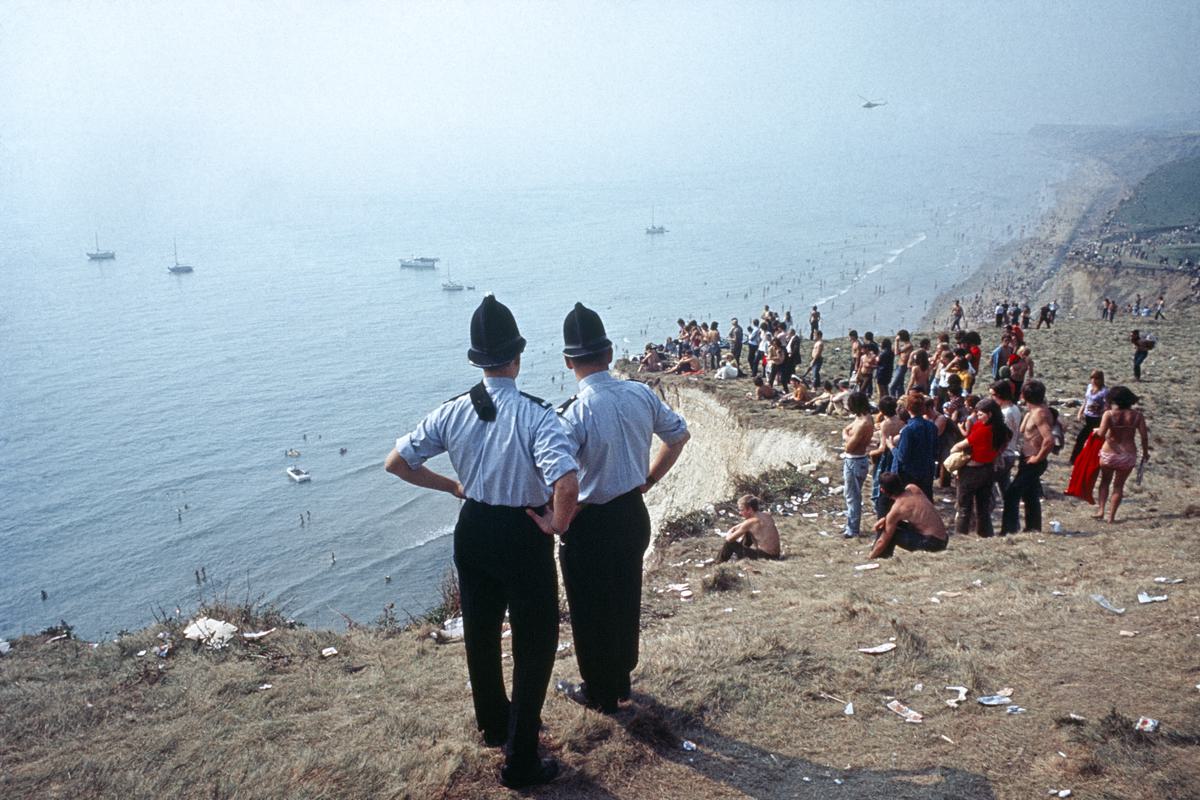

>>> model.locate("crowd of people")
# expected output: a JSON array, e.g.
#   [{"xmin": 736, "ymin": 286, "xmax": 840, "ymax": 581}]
[{"xmin": 638, "ymin": 297, "xmax": 1156, "ymax": 563}]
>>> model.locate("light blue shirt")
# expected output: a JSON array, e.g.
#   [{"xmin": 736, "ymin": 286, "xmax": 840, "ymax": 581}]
[
  {"xmin": 396, "ymin": 377, "xmax": 578, "ymax": 507},
  {"xmin": 559, "ymin": 371, "xmax": 689, "ymax": 505}
]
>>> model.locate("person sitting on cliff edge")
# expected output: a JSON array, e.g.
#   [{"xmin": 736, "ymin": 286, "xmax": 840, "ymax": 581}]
[{"xmin": 716, "ymin": 494, "xmax": 781, "ymax": 563}]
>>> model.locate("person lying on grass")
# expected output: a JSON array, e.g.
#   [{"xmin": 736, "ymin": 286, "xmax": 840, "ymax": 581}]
[
  {"xmin": 716, "ymin": 494, "xmax": 781, "ymax": 562},
  {"xmin": 868, "ymin": 472, "xmax": 949, "ymax": 559}
]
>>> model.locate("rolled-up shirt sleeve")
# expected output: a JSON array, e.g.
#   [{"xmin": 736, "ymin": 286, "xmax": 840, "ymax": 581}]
[
  {"xmin": 649, "ymin": 390, "xmax": 689, "ymax": 444},
  {"xmin": 533, "ymin": 408, "xmax": 579, "ymax": 487},
  {"xmin": 396, "ymin": 409, "xmax": 447, "ymax": 469}
]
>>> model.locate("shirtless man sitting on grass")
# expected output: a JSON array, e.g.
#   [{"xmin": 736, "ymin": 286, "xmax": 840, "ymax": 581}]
[
  {"xmin": 869, "ymin": 472, "xmax": 948, "ymax": 559},
  {"xmin": 716, "ymin": 494, "xmax": 781, "ymax": 562}
]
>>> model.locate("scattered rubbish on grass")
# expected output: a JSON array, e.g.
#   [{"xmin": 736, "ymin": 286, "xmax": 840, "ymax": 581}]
[
  {"xmin": 1006, "ymin": 705, "xmax": 1027, "ymax": 714},
  {"xmin": 885, "ymin": 699, "xmax": 923, "ymax": 723},
  {"xmin": 556, "ymin": 641, "xmax": 571, "ymax": 653},
  {"xmin": 802, "ymin": 513, "xmax": 819, "ymax": 519},
  {"xmin": 1154, "ymin": 577, "xmax": 1184, "ymax": 584},
  {"xmin": 681, "ymin": 740, "xmax": 698, "ymax": 752},
  {"xmin": 242, "ymin": 628, "xmax": 277, "ymax": 641},
  {"xmin": 320, "ymin": 646, "xmax": 338, "ymax": 658},
  {"xmin": 1137, "ymin": 591, "xmax": 1168, "ymax": 604},
  {"xmin": 156, "ymin": 631, "xmax": 169, "ymax": 640},
  {"xmin": 696, "ymin": 558, "xmax": 715, "ymax": 567},
  {"xmin": 834, "ymin": 778, "xmax": 844, "ymax": 785},
  {"xmin": 1049, "ymin": 520, "xmax": 1062, "ymax": 533},
  {"xmin": 936, "ymin": 590, "xmax": 963, "ymax": 598},
  {"xmin": 1119, "ymin": 630, "xmax": 1138, "ymax": 637},
  {"xmin": 818, "ymin": 530, "xmax": 830, "ymax": 537},
  {"xmin": 668, "ymin": 560, "xmax": 689, "ymax": 568},
  {"xmin": 971, "ymin": 579, "xmax": 983, "ymax": 587},
  {"xmin": 441, "ymin": 617, "xmax": 465, "ymax": 641},
  {"xmin": 817, "ymin": 476, "xmax": 830, "ymax": 485},
  {"xmin": 723, "ymin": 607, "xmax": 734, "ymax": 613},
  {"xmin": 1135, "ymin": 717, "xmax": 1159, "ymax": 733},
  {"xmin": 813, "ymin": 574, "xmax": 827, "ymax": 578},
  {"xmin": 183, "ymin": 617, "xmax": 239, "ymax": 649},
  {"xmin": 666, "ymin": 583, "xmax": 690, "ymax": 592},
  {"xmin": 913, "ymin": 683, "xmax": 923, "ymax": 692},
  {"xmin": 1049, "ymin": 790, "xmax": 1072, "ymax": 798},
  {"xmin": 854, "ymin": 563, "xmax": 880, "ymax": 571},
  {"xmin": 941, "ymin": 497, "xmax": 953, "ymax": 504},
  {"xmin": 1051, "ymin": 591, "xmax": 1067, "ymax": 596},
  {"xmin": 929, "ymin": 597, "xmax": 941, "ymax": 604},
  {"xmin": 945, "ymin": 686, "xmax": 969, "ymax": 708},
  {"xmin": 1068, "ymin": 713, "xmax": 1087, "ymax": 722},
  {"xmin": 1057, "ymin": 751, "xmax": 1068, "ymax": 759},
  {"xmin": 844, "ymin": 702, "xmax": 854, "ymax": 716},
  {"xmin": 857, "ymin": 642, "xmax": 896, "ymax": 655},
  {"xmin": 45, "ymin": 633, "xmax": 69, "ymax": 644},
  {"xmin": 258, "ymin": 683, "xmax": 273, "ymax": 691},
  {"xmin": 1090, "ymin": 594, "xmax": 1125, "ymax": 614},
  {"xmin": 152, "ymin": 643, "xmax": 171, "ymax": 658},
  {"xmin": 978, "ymin": 691, "xmax": 1014, "ymax": 706},
  {"xmin": 940, "ymin": 734, "xmax": 955, "ymax": 744},
  {"xmin": 0, "ymin": 640, "xmax": 11, "ymax": 656},
  {"xmin": 136, "ymin": 650, "xmax": 147, "ymax": 657}
]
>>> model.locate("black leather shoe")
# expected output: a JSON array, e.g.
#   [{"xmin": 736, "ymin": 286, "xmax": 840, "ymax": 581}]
[
  {"xmin": 500, "ymin": 757, "xmax": 560, "ymax": 789},
  {"xmin": 482, "ymin": 729, "xmax": 506, "ymax": 748},
  {"xmin": 556, "ymin": 680, "xmax": 618, "ymax": 713}
]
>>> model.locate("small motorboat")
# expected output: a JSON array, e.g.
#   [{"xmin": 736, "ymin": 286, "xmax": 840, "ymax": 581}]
[
  {"xmin": 400, "ymin": 256, "xmax": 439, "ymax": 269},
  {"xmin": 286, "ymin": 448, "xmax": 301, "ymax": 458},
  {"xmin": 286, "ymin": 466, "xmax": 311, "ymax": 483}
]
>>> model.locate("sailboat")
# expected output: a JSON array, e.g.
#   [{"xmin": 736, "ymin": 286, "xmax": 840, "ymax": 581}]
[
  {"xmin": 645, "ymin": 207, "xmax": 667, "ymax": 235},
  {"xmin": 441, "ymin": 261, "xmax": 464, "ymax": 291},
  {"xmin": 86, "ymin": 233, "xmax": 116, "ymax": 260},
  {"xmin": 168, "ymin": 239, "xmax": 194, "ymax": 274}
]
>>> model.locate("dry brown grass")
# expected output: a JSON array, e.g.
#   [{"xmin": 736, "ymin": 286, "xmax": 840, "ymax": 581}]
[{"xmin": 4, "ymin": 304, "xmax": 1200, "ymax": 799}]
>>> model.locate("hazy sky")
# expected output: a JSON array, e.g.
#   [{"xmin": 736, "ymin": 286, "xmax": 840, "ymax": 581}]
[{"xmin": 2, "ymin": 1, "xmax": 1197, "ymax": 196}]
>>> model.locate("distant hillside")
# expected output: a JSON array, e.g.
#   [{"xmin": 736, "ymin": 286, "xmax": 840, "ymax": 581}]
[{"xmin": 1113, "ymin": 155, "xmax": 1200, "ymax": 231}]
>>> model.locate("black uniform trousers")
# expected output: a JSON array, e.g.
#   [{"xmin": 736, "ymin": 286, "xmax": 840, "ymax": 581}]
[
  {"xmin": 454, "ymin": 500, "xmax": 558, "ymax": 769},
  {"xmin": 559, "ymin": 489, "xmax": 651, "ymax": 708}
]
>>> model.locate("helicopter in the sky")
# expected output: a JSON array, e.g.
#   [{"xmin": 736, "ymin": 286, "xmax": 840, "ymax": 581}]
[{"xmin": 859, "ymin": 95, "xmax": 887, "ymax": 109}]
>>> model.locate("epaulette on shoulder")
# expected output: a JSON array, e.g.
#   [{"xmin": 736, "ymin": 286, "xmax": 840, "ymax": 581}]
[
  {"xmin": 556, "ymin": 395, "xmax": 579, "ymax": 414},
  {"xmin": 519, "ymin": 391, "xmax": 553, "ymax": 409}
]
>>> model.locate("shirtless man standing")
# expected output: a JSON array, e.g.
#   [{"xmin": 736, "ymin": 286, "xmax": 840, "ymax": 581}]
[
  {"xmin": 1001, "ymin": 379, "xmax": 1053, "ymax": 534},
  {"xmin": 869, "ymin": 472, "xmax": 948, "ymax": 559},
  {"xmin": 808, "ymin": 330, "xmax": 825, "ymax": 384},
  {"xmin": 717, "ymin": 495, "xmax": 781, "ymax": 562},
  {"xmin": 888, "ymin": 329, "xmax": 912, "ymax": 397},
  {"xmin": 841, "ymin": 391, "xmax": 875, "ymax": 539}
]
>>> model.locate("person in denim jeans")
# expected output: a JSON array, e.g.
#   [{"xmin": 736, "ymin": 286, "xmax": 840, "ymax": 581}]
[
  {"xmin": 888, "ymin": 329, "xmax": 912, "ymax": 397},
  {"xmin": 840, "ymin": 392, "xmax": 874, "ymax": 538},
  {"xmin": 870, "ymin": 396, "xmax": 902, "ymax": 517}
]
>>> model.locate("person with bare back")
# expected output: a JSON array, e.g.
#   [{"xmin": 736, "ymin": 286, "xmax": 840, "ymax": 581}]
[
  {"xmin": 717, "ymin": 495, "xmax": 781, "ymax": 562},
  {"xmin": 841, "ymin": 391, "xmax": 875, "ymax": 538},
  {"xmin": 1094, "ymin": 385, "xmax": 1150, "ymax": 522}
]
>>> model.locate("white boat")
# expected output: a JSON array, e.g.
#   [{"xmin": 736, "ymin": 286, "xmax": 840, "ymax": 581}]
[
  {"xmin": 285, "ymin": 449, "xmax": 301, "ymax": 458},
  {"xmin": 645, "ymin": 206, "xmax": 667, "ymax": 235},
  {"xmin": 400, "ymin": 256, "xmax": 439, "ymax": 269},
  {"xmin": 86, "ymin": 233, "xmax": 116, "ymax": 260},
  {"xmin": 286, "ymin": 466, "xmax": 311, "ymax": 483},
  {"xmin": 168, "ymin": 239, "xmax": 194, "ymax": 274},
  {"xmin": 441, "ymin": 261, "xmax": 465, "ymax": 291}
]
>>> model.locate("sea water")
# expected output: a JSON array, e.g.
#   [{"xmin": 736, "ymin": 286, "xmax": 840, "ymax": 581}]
[{"xmin": 0, "ymin": 132, "xmax": 1069, "ymax": 638}]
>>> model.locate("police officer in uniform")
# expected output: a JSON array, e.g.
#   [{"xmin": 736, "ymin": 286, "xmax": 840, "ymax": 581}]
[
  {"xmin": 530, "ymin": 302, "xmax": 689, "ymax": 712},
  {"xmin": 385, "ymin": 294, "xmax": 578, "ymax": 789}
]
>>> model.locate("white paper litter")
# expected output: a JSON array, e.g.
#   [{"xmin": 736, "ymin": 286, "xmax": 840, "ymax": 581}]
[
  {"xmin": 242, "ymin": 628, "xmax": 277, "ymax": 641},
  {"xmin": 0, "ymin": 640, "xmax": 10, "ymax": 656},
  {"xmin": 945, "ymin": 686, "xmax": 969, "ymax": 708},
  {"xmin": 320, "ymin": 646, "xmax": 338, "ymax": 658},
  {"xmin": 1119, "ymin": 630, "xmax": 1138, "ymax": 637},
  {"xmin": 183, "ymin": 617, "xmax": 239, "ymax": 649},
  {"xmin": 1154, "ymin": 576, "xmax": 1184, "ymax": 584},
  {"xmin": 1137, "ymin": 591, "xmax": 1167, "ymax": 604},
  {"xmin": 1090, "ymin": 594, "xmax": 1125, "ymax": 614},
  {"xmin": 857, "ymin": 642, "xmax": 897, "ymax": 655},
  {"xmin": 886, "ymin": 699, "xmax": 923, "ymax": 723},
  {"xmin": 854, "ymin": 563, "xmax": 880, "ymax": 571}
]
